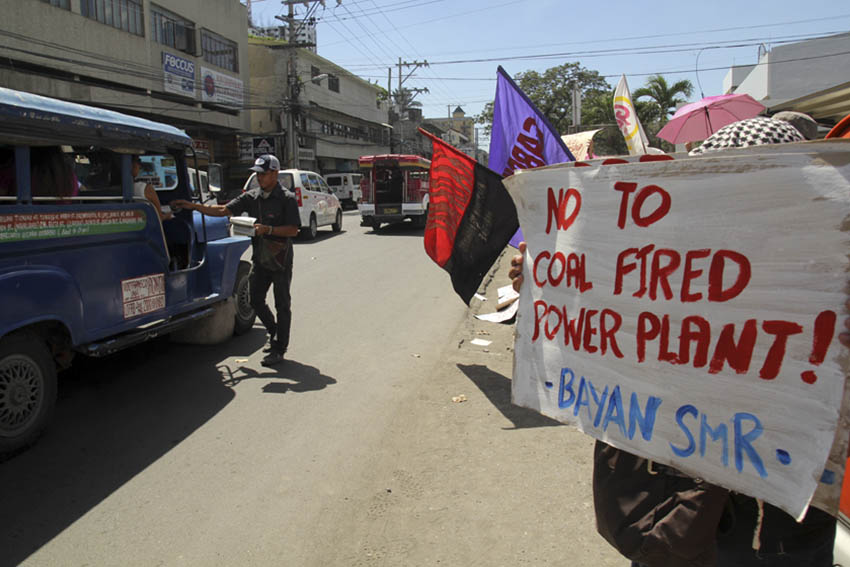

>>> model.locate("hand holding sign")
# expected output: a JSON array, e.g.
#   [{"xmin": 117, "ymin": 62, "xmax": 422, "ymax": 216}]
[{"xmin": 505, "ymin": 142, "xmax": 850, "ymax": 519}]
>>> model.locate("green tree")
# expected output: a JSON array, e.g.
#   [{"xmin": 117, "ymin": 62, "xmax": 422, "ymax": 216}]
[
  {"xmin": 632, "ymin": 75, "xmax": 694, "ymax": 150},
  {"xmin": 633, "ymin": 75, "xmax": 694, "ymax": 120},
  {"xmin": 580, "ymin": 89, "xmax": 660, "ymax": 156},
  {"xmin": 475, "ymin": 62, "xmax": 609, "ymax": 136}
]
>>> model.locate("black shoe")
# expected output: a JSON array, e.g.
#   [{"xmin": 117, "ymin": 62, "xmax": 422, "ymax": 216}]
[{"xmin": 261, "ymin": 352, "xmax": 285, "ymax": 367}]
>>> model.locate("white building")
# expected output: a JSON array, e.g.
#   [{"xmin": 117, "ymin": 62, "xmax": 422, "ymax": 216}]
[
  {"xmin": 251, "ymin": 21, "xmax": 317, "ymax": 53},
  {"xmin": 724, "ymin": 32, "xmax": 850, "ymax": 127}
]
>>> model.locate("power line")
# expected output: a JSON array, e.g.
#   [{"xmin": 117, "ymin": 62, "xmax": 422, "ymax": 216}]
[
  {"xmin": 345, "ymin": 0, "xmax": 458, "ymax": 105},
  {"xmin": 339, "ymin": 30, "xmax": 848, "ymax": 68}
]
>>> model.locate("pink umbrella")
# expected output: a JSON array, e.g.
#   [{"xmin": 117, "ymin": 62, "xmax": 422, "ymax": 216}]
[{"xmin": 657, "ymin": 93, "xmax": 765, "ymax": 144}]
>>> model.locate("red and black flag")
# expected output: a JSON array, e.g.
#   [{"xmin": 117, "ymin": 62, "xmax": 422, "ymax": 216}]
[{"xmin": 420, "ymin": 128, "xmax": 519, "ymax": 305}]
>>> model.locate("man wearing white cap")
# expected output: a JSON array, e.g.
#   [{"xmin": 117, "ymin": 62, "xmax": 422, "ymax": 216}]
[{"xmin": 172, "ymin": 154, "xmax": 300, "ymax": 366}]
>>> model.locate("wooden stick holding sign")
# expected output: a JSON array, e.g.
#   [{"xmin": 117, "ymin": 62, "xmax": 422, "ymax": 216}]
[{"xmin": 504, "ymin": 140, "xmax": 850, "ymax": 520}]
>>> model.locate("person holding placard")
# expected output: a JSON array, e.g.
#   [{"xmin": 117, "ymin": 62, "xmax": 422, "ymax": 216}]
[{"xmin": 507, "ymin": 112, "xmax": 844, "ymax": 567}]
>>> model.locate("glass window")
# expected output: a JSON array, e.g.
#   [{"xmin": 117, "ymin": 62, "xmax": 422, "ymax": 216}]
[
  {"xmin": 151, "ymin": 4, "xmax": 196, "ymax": 55},
  {"xmin": 326, "ymin": 176, "xmax": 341, "ymax": 187},
  {"xmin": 277, "ymin": 172, "xmax": 294, "ymax": 190},
  {"xmin": 73, "ymin": 149, "xmax": 123, "ymax": 198},
  {"xmin": 300, "ymin": 173, "xmax": 310, "ymax": 190},
  {"xmin": 306, "ymin": 175, "xmax": 320, "ymax": 192},
  {"xmin": 201, "ymin": 29, "xmax": 238, "ymax": 72},
  {"xmin": 327, "ymin": 74, "xmax": 339, "ymax": 93},
  {"xmin": 81, "ymin": 0, "xmax": 144, "ymax": 36}
]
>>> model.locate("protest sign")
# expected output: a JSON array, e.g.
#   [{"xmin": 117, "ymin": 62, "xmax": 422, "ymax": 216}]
[{"xmin": 505, "ymin": 141, "xmax": 850, "ymax": 519}]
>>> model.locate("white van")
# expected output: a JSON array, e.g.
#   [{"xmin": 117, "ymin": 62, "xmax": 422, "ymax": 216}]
[
  {"xmin": 324, "ymin": 172, "xmax": 362, "ymax": 209},
  {"xmin": 242, "ymin": 168, "xmax": 342, "ymax": 239}
]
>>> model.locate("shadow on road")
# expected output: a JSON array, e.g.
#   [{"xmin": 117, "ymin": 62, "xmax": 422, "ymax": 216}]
[
  {"xmin": 366, "ymin": 221, "xmax": 425, "ymax": 237},
  {"xmin": 293, "ymin": 228, "xmax": 345, "ymax": 244},
  {"xmin": 0, "ymin": 331, "xmax": 267, "ymax": 567},
  {"xmin": 457, "ymin": 363, "xmax": 563, "ymax": 430},
  {"xmin": 221, "ymin": 359, "xmax": 336, "ymax": 394}
]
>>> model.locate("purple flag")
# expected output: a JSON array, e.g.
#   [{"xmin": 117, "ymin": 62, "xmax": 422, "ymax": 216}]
[{"xmin": 488, "ymin": 66, "xmax": 575, "ymax": 247}]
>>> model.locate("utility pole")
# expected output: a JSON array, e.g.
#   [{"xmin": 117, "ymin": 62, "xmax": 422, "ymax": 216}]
[
  {"xmin": 285, "ymin": 1, "xmax": 297, "ymax": 168},
  {"xmin": 395, "ymin": 58, "xmax": 429, "ymax": 152},
  {"xmin": 571, "ymin": 87, "xmax": 582, "ymax": 132},
  {"xmin": 246, "ymin": 0, "xmax": 270, "ymax": 27},
  {"xmin": 387, "ymin": 66, "xmax": 394, "ymax": 153},
  {"xmin": 278, "ymin": 0, "xmax": 326, "ymax": 168}
]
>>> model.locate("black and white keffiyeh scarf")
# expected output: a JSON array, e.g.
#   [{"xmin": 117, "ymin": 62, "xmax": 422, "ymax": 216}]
[{"xmin": 688, "ymin": 116, "xmax": 805, "ymax": 155}]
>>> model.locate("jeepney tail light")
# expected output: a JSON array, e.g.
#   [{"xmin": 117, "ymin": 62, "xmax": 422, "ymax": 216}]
[{"xmin": 295, "ymin": 186, "xmax": 303, "ymax": 206}]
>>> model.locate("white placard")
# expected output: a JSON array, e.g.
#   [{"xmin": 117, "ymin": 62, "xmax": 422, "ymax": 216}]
[
  {"xmin": 505, "ymin": 141, "xmax": 850, "ymax": 519},
  {"xmin": 200, "ymin": 66, "xmax": 244, "ymax": 107},
  {"xmin": 121, "ymin": 273, "xmax": 166, "ymax": 319}
]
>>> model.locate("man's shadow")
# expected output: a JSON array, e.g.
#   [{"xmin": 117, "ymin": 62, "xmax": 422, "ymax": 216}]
[
  {"xmin": 457, "ymin": 363, "xmax": 563, "ymax": 430},
  {"xmin": 221, "ymin": 359, "xmax": 336, "ymax": 394}
]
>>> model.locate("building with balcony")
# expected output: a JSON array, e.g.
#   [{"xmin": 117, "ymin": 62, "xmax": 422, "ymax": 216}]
[
  {"xmin": 0, "ymin": 0, "xmax": 250, "ymax": 189},
  {"xmin": 247, "ymin": 36, "xmax": 390, "ymax": 174}
]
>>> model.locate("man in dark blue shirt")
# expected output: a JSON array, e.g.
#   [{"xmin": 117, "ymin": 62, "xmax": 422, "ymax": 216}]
[{"xmin": 173, "ymin": 154, "xmax": 300, "ymax": 366}]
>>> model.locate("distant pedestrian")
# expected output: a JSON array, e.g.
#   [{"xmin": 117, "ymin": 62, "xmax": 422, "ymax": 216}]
[{"xmin": 172, "ymin": 154, "xmax": 300, "ymax": 366}]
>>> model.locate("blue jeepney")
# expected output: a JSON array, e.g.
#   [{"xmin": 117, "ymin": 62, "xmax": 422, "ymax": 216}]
[{"xmin": 0, "ymin": 87, "xmax": 255, "ymax": 453}]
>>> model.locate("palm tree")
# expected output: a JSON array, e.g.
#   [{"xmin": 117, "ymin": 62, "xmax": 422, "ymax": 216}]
[
  {"xmin": 633, "ymin": 75, "xmax": 694, "ymax": 120},
  {"xmin": 392, "ymin": 88, "xmax": 422, "ymax": 113},
  {"xmin": 580, "ymin": 89, "xmax": 663, "ymax": 156}
]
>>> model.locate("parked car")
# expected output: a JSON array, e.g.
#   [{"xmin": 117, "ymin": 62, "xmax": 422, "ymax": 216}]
[
  {"xmin": 242, "ymin": 169, "xmax": 342, "ymax": 239},
  {"xmin": 0, "ymin": 87, "xmax": 256, "ymax": 454},
  {"xmin": 324, "ymin": 172, "xmax": 362, "ymax": 210}
]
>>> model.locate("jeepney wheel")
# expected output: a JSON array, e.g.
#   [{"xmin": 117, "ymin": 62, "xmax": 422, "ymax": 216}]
[
  {"xmin": 306, "ymin": 214, "xmax": 318, "ymax": 240},
  {"xmin": 0, "ymin": 333, "xmax": 57, "ymax": 454},
  {"xmin": 332, "ymin": 210, "xmax": 342, "ymax": 232},
  {"xmin": 233, "ymin": 261, "xmax": 256, "ymax": 336}
]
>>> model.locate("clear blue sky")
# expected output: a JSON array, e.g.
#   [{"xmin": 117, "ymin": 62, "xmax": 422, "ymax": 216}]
[{"xmin": 251, "ymin": 0, "xmax": 849, "ymax": 138}]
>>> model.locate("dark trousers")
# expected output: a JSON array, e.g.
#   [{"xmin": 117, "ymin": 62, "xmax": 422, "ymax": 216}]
[
  {"xmin": 715, "ymin": 493, "xmax": 836, "ymax": 567},
  {"xmin": 630, "ymin": 492, "xmax": 836, "ymax": 567},
  {"xmin": 249, "ymin": 260, "xmax": 292, "ymax": 354}
]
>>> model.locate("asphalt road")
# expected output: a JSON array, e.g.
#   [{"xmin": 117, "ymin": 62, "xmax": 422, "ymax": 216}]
[{"xmin": 0, "ymin": 211, "xmax": 625, "ymax": 567}]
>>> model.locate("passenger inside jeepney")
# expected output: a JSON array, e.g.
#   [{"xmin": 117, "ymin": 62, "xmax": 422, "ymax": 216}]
[
  {"xmin": 30, "ymin": 146, "xmax": 77, "ymax": 202},
  {"xmin": 0, "ymin": 146, "xmax": 78, "ymax": 202},
  {"xmin": 0, "ymin": 148, "xmax": 14, "ymax": 198},
  {"xmin": 375, "ymin": 165, "xmax": 404, "ymax": 204},
  {"xmin": 132, "ymin": 155, "xmax": 172, "ymax": 222}
]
